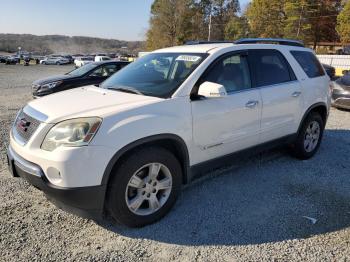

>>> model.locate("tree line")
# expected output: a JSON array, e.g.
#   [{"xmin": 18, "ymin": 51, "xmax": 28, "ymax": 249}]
[
  {"xmin": 146, "ymin": 0, "xmax": 350, "ymax": 50},
  {"xmin": 0, "ymin": 34, "xmax": 143, "ymax": 54}
]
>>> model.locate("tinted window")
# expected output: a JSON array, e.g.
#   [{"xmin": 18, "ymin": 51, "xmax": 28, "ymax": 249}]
[
  {"xmin": 291, "ymin": 51, "xmax": 325, "ymax": 78},
  {"xmin": 250, "ymin": 49, "xmax": 294, "ymax": 87},
  {"xmin": 201, "ymin": 53, "xmax": 251, "ymax": 93},
  {"xmin": 89, "ymin": 67, "xmax": 104, "ymax": 77},
  {"xmin": 101, "ymin": 64, "xmax": 119, "ymax": 76}
]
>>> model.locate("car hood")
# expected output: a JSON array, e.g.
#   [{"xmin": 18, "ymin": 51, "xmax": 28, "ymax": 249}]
[
  {"xmin": 32, "ymin": 74, "xmax": 77, "ymax": 85},
  {"xmin": 25, "ymin": 86, "xmax": 162, "ymax": 123}
]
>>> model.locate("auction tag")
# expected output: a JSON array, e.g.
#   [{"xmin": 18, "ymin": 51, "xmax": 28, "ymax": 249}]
[{"xmin": 176, "ymin": 55, "xmax": 201, "ymax": 62}]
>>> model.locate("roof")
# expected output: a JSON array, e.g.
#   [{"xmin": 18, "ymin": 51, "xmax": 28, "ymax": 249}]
[
  {"xmin": 153, "ymin": 43, "xmax": 234, "ymax": 54},
  {"xmin": 152, "ymin": 38, "xmax": 308, "ymax": 55}
]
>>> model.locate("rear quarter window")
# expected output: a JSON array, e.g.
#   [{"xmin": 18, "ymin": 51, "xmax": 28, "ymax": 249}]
[{"xmin": 290, "ymin": 51, "xmax": 325, "ymax": 78}]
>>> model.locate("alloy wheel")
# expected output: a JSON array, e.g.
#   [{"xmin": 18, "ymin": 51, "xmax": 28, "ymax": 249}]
[
  {"xmin": 125, "ymin": 163, "xmax": 173, "ymax": 216},
  {"xmin": 304, "ymin": 120, "xmax": 321, "ymax": 153}
]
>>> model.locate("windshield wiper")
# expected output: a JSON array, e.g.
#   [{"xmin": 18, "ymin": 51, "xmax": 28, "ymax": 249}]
[{"xmin": 107, "ymin": 86, "xmax": 143, "ymax": 95}]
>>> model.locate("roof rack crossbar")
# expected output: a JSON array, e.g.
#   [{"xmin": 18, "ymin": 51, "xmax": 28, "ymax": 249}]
[
  {"xmin": 184, "ymin": 38, "xmax": 305, "ymax": 47},
  {"xmin": 234, "ymin": 38, "xmax": 305, "ymax": 47},
  {"xmin": 185, "ymin": 40, "xmax": 234, "ymax": 45}
]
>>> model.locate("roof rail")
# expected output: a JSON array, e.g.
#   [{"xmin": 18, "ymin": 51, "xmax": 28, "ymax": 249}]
[
  {"xmin": 234, "ymin": 38, "xmax": 304, "ymax": 47},
  {"xmin": 185, "ymin": 40, "xmax": 234, "ymax": 45}
]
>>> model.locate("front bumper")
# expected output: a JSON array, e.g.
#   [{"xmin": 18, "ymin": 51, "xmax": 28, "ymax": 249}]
[
  {"xmin": 32, "ymin": 88, "xmax": 53, "ymax": 98},
  {"xmin": 7, "ymin": 145, "xmax": 106, "ymax": 219},
  {"xmin": 332, "ymin": 90, "xmax": 350, "ymax": 110}
]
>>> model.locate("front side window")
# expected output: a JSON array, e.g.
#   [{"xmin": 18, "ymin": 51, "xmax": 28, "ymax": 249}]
[
  {"xmin": 250, "ymin": 49, "xmax": 294, "ymax": 87},
  {"xmin": 291, "ymin": 50, "xmax": 325, "ymax": 78},
  {"xmin": 101, "ymin": 53, "xmax": 207, "ymax": 98},
  {"xmin": 89, "ymin": 66, "xmax": 103, "ymax": 77},
  {"xmin": 201, "ymin": 53, "xmax": 252, "ymax": 93},
  {"xmin": 100, "ymin": 64, "xmax": 120, "ymax": 77}
]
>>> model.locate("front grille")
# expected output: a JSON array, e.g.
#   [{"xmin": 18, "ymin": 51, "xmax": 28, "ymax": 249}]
[{"xmin": 13, "ymin": 110, "xmax": 41, "ymax": 144}]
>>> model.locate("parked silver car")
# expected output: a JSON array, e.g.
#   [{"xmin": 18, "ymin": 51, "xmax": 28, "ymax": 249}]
[{"xmin": 41, "ymin": 57, "xmax": 70, "ymax": 65}]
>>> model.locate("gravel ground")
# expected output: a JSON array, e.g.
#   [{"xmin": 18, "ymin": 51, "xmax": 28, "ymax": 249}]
[{"xmin": 0, "ymin": 64, "xmax": 349, "ymax": 261}]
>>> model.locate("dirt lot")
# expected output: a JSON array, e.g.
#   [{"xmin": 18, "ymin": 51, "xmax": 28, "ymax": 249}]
[{"xmin": 0, "ymin": 64, "xmax": 349, "ymax": 261}]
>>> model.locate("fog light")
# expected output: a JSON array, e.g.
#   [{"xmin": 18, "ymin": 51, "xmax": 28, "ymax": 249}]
[{"xmin": 46, "ymin": 167, "xmax": 62, "ymax": 183}]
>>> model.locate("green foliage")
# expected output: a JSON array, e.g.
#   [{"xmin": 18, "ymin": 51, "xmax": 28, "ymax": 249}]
[
  {"xmin": 146, "ymin": 0, "xmax": 240, "ymax": 50},
  {"xmin": 303, "ymin": 0, "xmax": 341, "ymax": 48},
  {"xmin": 224, "ymin": 16, "xmax": 249, "ymax": 40},
  {"xmin": 143, "ymin": 0, "xmax": 349, "ymax": 50},
  {"xmin": 245, "ymin": 0, "xmax": 341, "ymax": 47},
  {"xmin": 284, "ymin": 0, "xmax": 312, "ymax": 41},
  {"xmin": 146, "ymin": 0, "xmax": 196, "ymax": 50},
  {"xmin": 246, "ymin": 0, "xmax": 286, "ymax": 38},
  {"xmin": 337, "ymin": 0, "xmax": 350, "ymax": 43}
]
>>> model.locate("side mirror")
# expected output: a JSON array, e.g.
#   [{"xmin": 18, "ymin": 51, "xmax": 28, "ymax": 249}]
[{"xmin": 198, "ymin": 81, "xmax": 227, "ymax": 98}]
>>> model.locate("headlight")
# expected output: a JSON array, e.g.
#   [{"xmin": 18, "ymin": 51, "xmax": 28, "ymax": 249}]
[
  {"xmin": 41, "ymin": 117, "xmax": 102, "ymax": 151},
  {"xmin": 40, "ymin": 81, "xmax": 63, "ymax": 91}
]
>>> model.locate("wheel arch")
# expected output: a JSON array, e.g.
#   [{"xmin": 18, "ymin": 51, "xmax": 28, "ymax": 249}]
[
  {"xmin": 101, "ymin": 134, "xmax": 190, "ymax": 188},
  {"xmin": 298, "ymin": 102, "xmax": 328, "ymax": 134}
]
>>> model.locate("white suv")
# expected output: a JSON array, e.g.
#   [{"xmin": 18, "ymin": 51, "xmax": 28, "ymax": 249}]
[{"xmin": 7, "ymin": 39, "xmax": 330, "ymax": 227}]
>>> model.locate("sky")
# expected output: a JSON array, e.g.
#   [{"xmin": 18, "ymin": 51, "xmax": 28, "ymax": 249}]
[{"xmin": 0, "ymin": 0, "xmax": 251, "ymax": 41}]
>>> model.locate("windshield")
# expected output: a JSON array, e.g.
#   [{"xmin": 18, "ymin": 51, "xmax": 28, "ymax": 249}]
[
  {"xmin": 100, "ymin": 52, "xmax": 207, "ymax": 98},
  {"xmin": 67, "ymin": 63, "xmax": 97, "ymax": 76}
]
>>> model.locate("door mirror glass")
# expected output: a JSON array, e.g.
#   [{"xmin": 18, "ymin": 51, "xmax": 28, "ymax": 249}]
[{"xmin": 198, "ymin": 81, "xmax": 227, "ymax": 98}]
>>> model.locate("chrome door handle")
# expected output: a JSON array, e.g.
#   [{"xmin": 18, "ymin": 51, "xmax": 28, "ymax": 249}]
[
  {"xmin": 245, "ymin": 100, "xmax": 259, "ymax": 108},
  {"xmin": 292, "ymin": 91, "xmax": 302, "ymax": 97}
]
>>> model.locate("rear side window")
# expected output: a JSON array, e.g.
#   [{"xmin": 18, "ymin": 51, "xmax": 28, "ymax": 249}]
[
  {"xmin": 290, "ymin": 51, "xmax": 325, "ymax": 78},
  {"xmin": 250, "ymin": 49, "xmax": 296, "ymax": 87}
]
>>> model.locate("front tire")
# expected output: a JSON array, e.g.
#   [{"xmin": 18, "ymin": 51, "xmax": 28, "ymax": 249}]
[
  {"xmin": 291, "ymin": 112, "xmax": 324, "ymax": 160},
  {"xmin": 107, "ymin": 147, "xmax": 182, "ymax": 227}
]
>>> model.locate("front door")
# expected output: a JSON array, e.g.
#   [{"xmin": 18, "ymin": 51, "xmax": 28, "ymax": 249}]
[{"xmin": 191, "ymin": 52, "xmax": 262, "ymax": 163}]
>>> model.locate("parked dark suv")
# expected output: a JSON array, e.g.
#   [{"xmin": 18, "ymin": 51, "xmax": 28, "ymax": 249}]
[{"xmin": 32, "ymin": 61, "xmax": 130, "ymax": 97}]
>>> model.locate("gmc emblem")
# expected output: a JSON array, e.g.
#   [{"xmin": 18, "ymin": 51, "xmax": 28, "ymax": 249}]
[{"xmin": 17, "ymin": 118, "xmax": 31, "ymax": 132}]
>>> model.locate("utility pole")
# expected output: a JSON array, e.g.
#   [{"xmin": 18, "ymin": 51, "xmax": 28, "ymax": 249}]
[
  {"xmin": 208, "ymin": 2, "xmax": 213, "ymax": 41},
  {"xmin": 297, "ymin": 4, "xmax": 304, "ymax": 38}
]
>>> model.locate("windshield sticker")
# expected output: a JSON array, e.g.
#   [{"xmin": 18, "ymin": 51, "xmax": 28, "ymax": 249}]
[{"xmin": 176, "ymin": 55, "xmax": 201, "ymax": 62}]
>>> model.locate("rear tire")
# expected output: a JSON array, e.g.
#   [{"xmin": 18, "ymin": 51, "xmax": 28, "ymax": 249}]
[
  {"xmin": 106, "ymin": 147, "xmax": 182, "ymax": 227},
  {"xmin": 290, "ymin": 112, "xmax": 324, "ymax": 160}
]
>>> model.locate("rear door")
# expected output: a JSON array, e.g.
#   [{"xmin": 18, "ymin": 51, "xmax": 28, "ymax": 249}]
[
  {"xmin": 249, "ymin": 49, "xmax": 302, "ymax": 143},
  {"xmin": 191, "ymin": 51, "xmax": 262, "ymax": 162}
]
